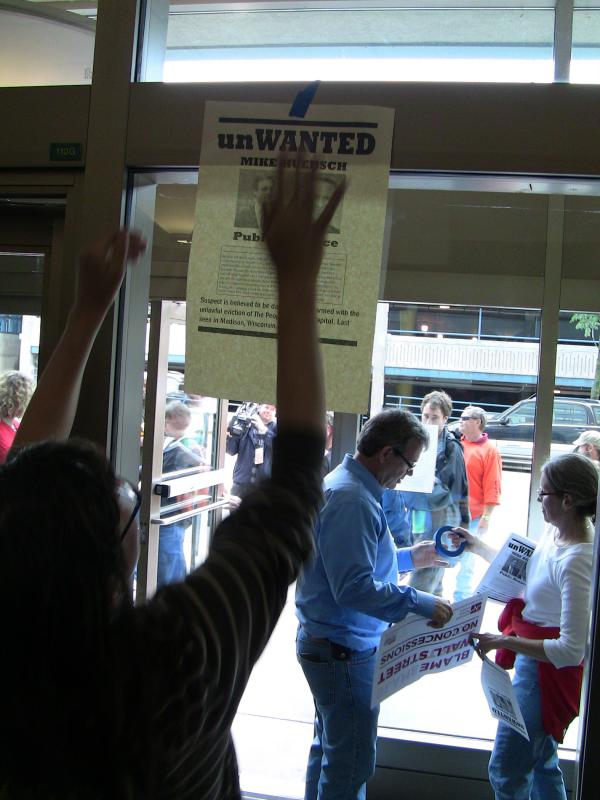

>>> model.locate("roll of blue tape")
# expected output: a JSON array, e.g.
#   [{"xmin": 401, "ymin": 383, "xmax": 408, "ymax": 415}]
[{"xmin": 434, "ymin": 525, "xmax": 466, "ymax": 558}]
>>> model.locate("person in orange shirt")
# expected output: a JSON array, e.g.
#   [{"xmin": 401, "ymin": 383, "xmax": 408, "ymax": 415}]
[{"xmin": 455, "ymin": 405, "xmax": 502, "ymax": 601}]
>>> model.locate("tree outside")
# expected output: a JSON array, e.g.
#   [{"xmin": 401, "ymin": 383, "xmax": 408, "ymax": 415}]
[{"xmin": 570, "ymin": 313, "xmax": 600, "ymax": 399}]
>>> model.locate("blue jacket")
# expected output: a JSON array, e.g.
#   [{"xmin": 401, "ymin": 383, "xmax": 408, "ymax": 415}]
[{"xmin": 226, "ymin": 420, "xmax": 276, "ymax": 487}]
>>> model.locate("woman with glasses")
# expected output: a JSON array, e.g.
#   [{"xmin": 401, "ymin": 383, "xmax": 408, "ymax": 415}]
[
  {"xmin": 0, "ymin": 162, "xmax": 343, "ymax": 799},
  {"xmin": 452, "ymin": 453, "xmax": 597, "ymax": 800}
]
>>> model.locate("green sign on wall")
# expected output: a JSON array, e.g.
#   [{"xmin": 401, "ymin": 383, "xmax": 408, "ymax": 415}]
[{"xmin": 49, "ymin": 142, "xmax": 83, "ymax": 161}]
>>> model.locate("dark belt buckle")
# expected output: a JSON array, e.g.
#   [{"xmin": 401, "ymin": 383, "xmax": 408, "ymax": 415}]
[{"xmin": 330, "ymin": 642, "xmax": 353, "ymax": 661}]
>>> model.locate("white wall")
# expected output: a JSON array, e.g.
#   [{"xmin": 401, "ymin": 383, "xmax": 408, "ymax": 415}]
[{"xmin": 0, "ymin": 10, "xmax": 94, "ymax": 87}]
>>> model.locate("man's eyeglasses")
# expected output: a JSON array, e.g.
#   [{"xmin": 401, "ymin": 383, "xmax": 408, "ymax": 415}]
[
  {"xmin": 460, "ymin": 416, "xmax": 475, "ymax": 421},
  {"xmin": 116, "ymin": 479, "xmax": 142, "ymax": 542},
  {"xmin": 392, "ymin": 448, "xmax": 417, "ymax": 473},
  {"xmin": 537, "ymin": 489, "xmax": 563, "ymax": 503}
]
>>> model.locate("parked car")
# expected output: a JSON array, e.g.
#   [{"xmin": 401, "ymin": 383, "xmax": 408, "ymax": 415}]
[{"xmin": 451, "ymin": 396, "xmax": 600, "ymax": 471}]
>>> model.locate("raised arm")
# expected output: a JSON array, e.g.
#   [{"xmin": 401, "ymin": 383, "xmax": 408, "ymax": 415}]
[
  {"xmin": 13, "ymin": 230, "xmax": 146, "ymax": 448},
  {"xmin": 263, "ymin": 159, "xmax": 344, "ymax": 433}
]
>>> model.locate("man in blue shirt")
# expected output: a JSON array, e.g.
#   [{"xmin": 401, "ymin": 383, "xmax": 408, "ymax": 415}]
[{"xmin": 296, "ymin": 409, "xmax": 453, "ymax": 800}]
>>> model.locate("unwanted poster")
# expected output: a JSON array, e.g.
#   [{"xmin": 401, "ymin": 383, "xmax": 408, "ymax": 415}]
[
  {"xmin": 476, "ymin": 534, "xmax": 535, "ymax": 603},
  {"xmin": 185, "ymin": 102, "xmax": 394, "ymax": 412},
  {"xmin": 481, "ymin": 656, "xmax": 529, "ymax": 740},
  {"xmin": 371, "ymin": 595, "xmax": 487, "ymax": 707}
]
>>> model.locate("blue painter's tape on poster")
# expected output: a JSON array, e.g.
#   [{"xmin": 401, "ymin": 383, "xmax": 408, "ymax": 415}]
[
  {"xmin": 289, "ymin": 81, "xmax": 321, "ymax": 118},
  {"xmin": 434, "ymin": 525, "xmax": 467, "ymax": 558}
]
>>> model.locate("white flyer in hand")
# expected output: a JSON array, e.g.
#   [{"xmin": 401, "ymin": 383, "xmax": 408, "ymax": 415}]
[
  {"xmin": 371, "ymin": 595, "xmax": 486, "ymax": 707},
  {"xmin": 481, "ymin": 656, "xmax": 529, "ymax": 741},
  {"xmin": 475, "ymin": 534, "xmax": 535, "ymax": 603},
  {"xmin": 396, "ymin": 423, "xmax": 437, "ymax": 494}
]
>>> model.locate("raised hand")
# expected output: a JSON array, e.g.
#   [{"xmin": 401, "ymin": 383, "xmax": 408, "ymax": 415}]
[
  {"xmin": 264, "ymin": 159, "xmax": 344, "ymax": 432},
  {"xmin": 75, "ymin": 229, "xmax": 146, "ymax": 321},
  {"xmin": 13, "ymin": 228, "xmax": 147, "ymax": 448},
  {"xmin": 262, "ymin": 157, "xmax": 345, "ymax": 291}
]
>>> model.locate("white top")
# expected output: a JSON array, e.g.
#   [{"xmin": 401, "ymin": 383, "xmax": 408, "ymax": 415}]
[{"xmin": 523, "ymin": 524, "xmax": 594, "ymax": 669}]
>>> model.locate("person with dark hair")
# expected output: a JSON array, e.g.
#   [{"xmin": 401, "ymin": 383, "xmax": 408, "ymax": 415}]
[
  {"xmin": 454, "ymin": 452, "xmax": 598, "ymax": 800},
  {"xmin": 404, "ymin": 390, "xmax": 470, "ymax": 595},
  {"xmin": 296, "ymin": 407, "xmax": 453, "ymax": 800},
  {"xmin": 0, "ymin": 159, "xmax": 344, "ymax": 799},
  {"xmin": 0, "ymin": 370, "xmax": 33, "ymax": 463}
]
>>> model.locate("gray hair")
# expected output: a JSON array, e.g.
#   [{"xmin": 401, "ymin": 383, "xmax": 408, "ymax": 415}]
[
  {"xmin": 543, "ymin": 453, "xmax": 599, "ymax": 518},
  {"xmin": 357, "ymin": 409, "xmax": 428, "ymax": 457},
  {"xmin": 464, "ymin": 405, "xmax": 487, "ymax": 432},
  {"xmin": 573, "ymin": 430, "xmax": 600, "ymax": 450},
  {"xmin": 0, "ymin": 371, "xmax": 34, "ymax": 419}
]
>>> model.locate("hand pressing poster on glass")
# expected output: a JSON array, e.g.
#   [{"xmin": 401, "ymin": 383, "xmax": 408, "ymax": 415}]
[{"xmin": 185, "ymin": 101, "xmax": 394, "ymax": 413}]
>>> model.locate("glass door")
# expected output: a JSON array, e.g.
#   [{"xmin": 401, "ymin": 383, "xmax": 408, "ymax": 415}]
[
  {"xmin": 136, "ymin": 299, "xmax": 230, "ymax": 600},
  {"xmin": 0, "ymin": 193, "xmax": 65, "ymax": 460}
]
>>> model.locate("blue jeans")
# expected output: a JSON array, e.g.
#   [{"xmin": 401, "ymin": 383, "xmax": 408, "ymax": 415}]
[
  {"xmin": 296, "ymin": 627, "xmax": 379, "ymax": 800},
  {"xmin": 488, "ymin": 655, "xmax": 567, "ymax": 800},
  {"xmin": 454, "ymin": 517, "xmax": 480, "ymax": 601},
  {"xmin": 157, "ymin": 522, "xmax": 187, "ymax": 588}
]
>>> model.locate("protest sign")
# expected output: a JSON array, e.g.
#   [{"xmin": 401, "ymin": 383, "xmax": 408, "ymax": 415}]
[
  {"xmin": 185, "ymin": 101, "xmax": 394, "ymax": 412},
  {"xmin": 476, "ymin": 534, "xmax": 535, "ymax": 603},
  {"xmin": 371, "ymin": 595, "xmax": 487, "ymax": 707},
  {"xmin": 398, "ymin": 423, "xmax": 437, "ymax": 494},
  {"xmin": 481, "ymin": 656, "xmax": 529, "ymax": 740}
]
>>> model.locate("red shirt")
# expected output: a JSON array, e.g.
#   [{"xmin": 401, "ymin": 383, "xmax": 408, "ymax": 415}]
[
  {"xmin": 0, "ymin": 418, "xmax": 18, "ymax": 464},
  {"xmin": 496, "ymin": 598, "xmax": 583, "ymax": 743},
  {"xmin": 461, "ymin": 433, "xmax": 502, "ymax": 519}
]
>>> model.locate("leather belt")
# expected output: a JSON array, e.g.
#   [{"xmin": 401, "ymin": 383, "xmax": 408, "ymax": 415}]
[{"xmin": 300, "ymin": 627, "xmax": 376, "ymax": 661}]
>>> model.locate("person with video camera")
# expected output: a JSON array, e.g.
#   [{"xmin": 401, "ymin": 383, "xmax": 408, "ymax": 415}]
[{"xmin": 226, "ymin": 401, "xmax": 277, "ymax": 499}]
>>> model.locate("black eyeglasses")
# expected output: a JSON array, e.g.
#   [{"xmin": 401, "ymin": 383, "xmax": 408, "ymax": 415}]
[
  {"xmin": 460, "ymin": 416, "xmax": 475, "ymax": 421},
  {"xmin": 537, "ymin": 489, "xmax": 563, "ymax": 503},
  {"xmin": 392, "ymin": 448, "xmax": 417, "ymax": 473},
  {"xmin": 117, "ymin": 479, "xmax": 142, "ymax": 542}
]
